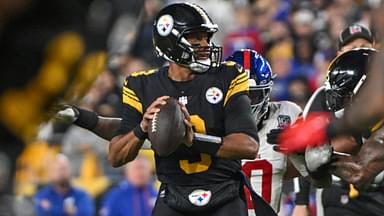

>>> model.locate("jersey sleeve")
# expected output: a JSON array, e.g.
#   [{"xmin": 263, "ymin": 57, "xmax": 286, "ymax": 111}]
[
  {"xmin": 224, "ymin": 94, "xmax": 259, "ymax": 141},
  {"xmin": 222, "ymin": 61, "xmax": 249, "ymax": 107},
  {"xmin": 118, "ymin": 76, "xmax": 144, "ymax": 135}
]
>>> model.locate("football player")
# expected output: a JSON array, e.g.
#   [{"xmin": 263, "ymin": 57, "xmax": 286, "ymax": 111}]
[
  {"xmin": 292, "ymin": 24, "xmax": 377, "ymax": 216},
  {"xmin": 56, "ymin": 3, "xmax": 281, "ymax": 216},
  {"xmin": 226, "ymin": 49, "xmax": 306, "ymax": 214},
  {"xmin": 105, "ymin": 3, "xmax": 276, "ymax": 216},
  {"xmin": 278, "ymin": 28, "xmax": 384, "ymax": 154},
  {"xmin": 109, "ymin": 3, "xmax": 271, "ymax": 216},
  {"xmin": 286, "ymin": 48, "xmax": 384, "ymax": 216}
]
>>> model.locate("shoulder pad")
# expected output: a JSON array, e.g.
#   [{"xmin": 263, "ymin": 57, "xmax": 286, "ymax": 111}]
[
  {"xmin": 130, "ymin": 69, "xmax": 158, "ymax": 77},
  {"xmin": 222, "ymin": 61, "xmax": 243, "ymax": 73}
]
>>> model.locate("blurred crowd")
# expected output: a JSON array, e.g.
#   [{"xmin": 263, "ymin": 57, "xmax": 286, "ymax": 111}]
[{"xmin": 12, "ymin": 0, "xmax": 382, "ymax": 215}]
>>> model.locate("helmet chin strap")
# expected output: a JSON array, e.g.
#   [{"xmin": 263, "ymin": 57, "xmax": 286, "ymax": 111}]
[{"xmin": 189, "ymin": 58, "xmax": 211, "ymax": 73}]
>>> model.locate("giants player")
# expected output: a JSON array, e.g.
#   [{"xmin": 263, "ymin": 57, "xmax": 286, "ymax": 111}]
[{"xmin": 226, "ymin": 49, "xmax": 305, "ymax": 214}]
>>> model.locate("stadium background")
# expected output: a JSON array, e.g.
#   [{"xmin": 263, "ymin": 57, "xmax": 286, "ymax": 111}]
[{"xmin": 13, "ymin": 0, "xmax": 382, "ymax": 215}]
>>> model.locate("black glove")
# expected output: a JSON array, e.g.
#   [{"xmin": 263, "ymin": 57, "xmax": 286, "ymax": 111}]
[
  {"xmin": 266, "ymin": 128, "xmax": 285, "ymax": 152},
  {"xmin": 266, "ymin": 128, "xmax": 283, "ymax": 144}
]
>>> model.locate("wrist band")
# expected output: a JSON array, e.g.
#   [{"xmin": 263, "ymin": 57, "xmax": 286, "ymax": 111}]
[
  {"xmin": 74, "ymin": 108, "xmax": 99, "ymax": 130},
  {"xmin": 193, "ymin": 135, "xmax": 222, "ymax": 156},
  {"xmin": 133, "ymin": 124, "xmax": 148, "ymax": 140}
]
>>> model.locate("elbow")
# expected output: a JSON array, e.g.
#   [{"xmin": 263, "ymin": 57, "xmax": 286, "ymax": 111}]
[
  {"xmin": 108, "ymin": 136, "xmax": 133, "ymax": 168},
  {"xmin": 108, "ymin": 152, "xmax": 135, "ymax": 168},
  {"xmin": 244, "ymin": 137, "xmax": 259, "ymax": 159},
  {"xmin": 108, "ymin": 154, "xmax": 124, "ymax": 168},
  {"xmin": 107, "ymin": 148, "xmax": 122, "ymax": 167}
]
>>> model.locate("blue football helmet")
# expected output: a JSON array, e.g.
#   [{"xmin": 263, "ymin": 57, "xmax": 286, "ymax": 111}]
[{"xmin": 226, "ymin": 49, "xmax": 274, "ymax": 124}]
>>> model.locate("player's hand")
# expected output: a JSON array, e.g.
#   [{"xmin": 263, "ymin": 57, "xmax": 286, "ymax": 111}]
[
  {"xmin": 141, "ymin": 96, "xmax": 170, "ymax": 133},
  {"xmin": 54, "ymin": 105, "xmax": 79, "ymax": 123},
  {"xmin": 180, "ymin": 103, "xmax": 194, "ymax": 147},
  {"xmin": 278, "ymin": 112, "xmax": 331, "ymax": 154},
  {"xmin": 266, "ymin": 128, "xmax": 286, "ymax": 152},
  {"xmin": 330, "ymin": 155, "xmax": 367, "ymax": 187},
  {"xmin": 332, "ymin": 158, "xmax": 381, "ymax": 190}
]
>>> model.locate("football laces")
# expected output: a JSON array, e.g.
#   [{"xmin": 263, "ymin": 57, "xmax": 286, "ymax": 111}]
[{"xmin": 151, "ymin": 112, "xmax": 158, "ymax": 133}]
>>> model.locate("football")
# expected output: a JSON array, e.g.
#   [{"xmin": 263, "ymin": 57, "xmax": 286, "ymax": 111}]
[{"xmin": 148, "ymin": 97, "xmax": 186, "ymax": 157}]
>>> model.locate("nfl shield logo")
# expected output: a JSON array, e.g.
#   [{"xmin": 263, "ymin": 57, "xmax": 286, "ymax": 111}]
[{"xmin": 277, "ymin": 115, "xmax": 291, "ymax": 129}]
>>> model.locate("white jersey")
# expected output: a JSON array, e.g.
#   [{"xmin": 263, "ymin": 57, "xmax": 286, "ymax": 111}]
[{"xmin": 242, "ymin": 101, "xmax": 302, "ymax": 214}]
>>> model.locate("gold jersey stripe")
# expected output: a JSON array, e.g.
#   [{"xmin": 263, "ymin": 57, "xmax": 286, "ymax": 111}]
[
  {"xmin": 371, "ymin": 118, "xmax": 384, "ymax": 133},
  {"xmin": 123, "ymin": 94, "xmax": 143, "ymax": 114},
  {"xmin": 233, "ymin": 76, "xmax": 248, "ymax": 87},
  {"xmin": 130, "ymin": 69, "xmax": 156, "ymax": 77},
  {"xmin": 227, "ymin": 76, "xmax": 248, "ymax": 93},
  {"xmin": 123, "ymin": 92, "xmax": 140, "ymax": 103},
  {"xmin": 123, "ymin": 86, "xmax": 140, "ymax": 101},
  {"xmin": 123, "ymin": 86, "xmax": 136, "ymax": 96},
  {"xmin": 224, "ymin": 79, "xmax": 249, "ymax": 106},
  {"xmin": 228, "ymin": 72, "xmax": 247, "ymax": 89},
  {"xmin": 123, "ymin": 91, "xmax": 140, "ymax": 102}
]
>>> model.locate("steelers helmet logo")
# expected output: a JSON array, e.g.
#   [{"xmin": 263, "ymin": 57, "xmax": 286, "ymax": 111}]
[
  {"xmin": 157, "ymin": 14, "xmax": 174, "ymax": 36},
  {"xmin": 206, "ymin": 87, "xmax": 223, "ymax": 104}
]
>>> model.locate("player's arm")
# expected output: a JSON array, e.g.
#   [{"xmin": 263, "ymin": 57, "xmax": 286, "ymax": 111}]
[
  {"xmin": 108, "ymin": 132, "xmax": 144, "ymax": 167},
  {"xmin": 108, "ymin": 76, "xmax": 166, "ymax": 167},
  {"xmin": 92, "ymin": 116, "xmax": 122, "ymax": 140},
  {"xmin": 181, "ymin": 64, "xmax": 258, "ymax": 160},
  {"xmin": 219, "ymin": 94, "xmax": 259, "ymax": 159},
  {"xmin": 284, "ymin": 159, "xmax": 301, "ymax": 179},
  {"xmin": 181, "ymin": 94, "xmax": 258, "ymax": 160},
  {"xmin": 330, "ymin": 135, "xmax": 360, "ymax": 154},
  {"xmin": 218, "ymin": 63, "xmax": 259, "ymax": 159},
  {"xmin": 108, "ymin": 96, "xmax": 170, "ymax": 167},
  {"xmin": 291, "ymin": 177, "xmax": 311, "ymax": 216},
  {"xmin": 55, "ymin": 105, "xmax": 121, "ymax": 141},
  {"xmin": 331, "ymin": 125, "xmax": 384, "ymax": 188}
]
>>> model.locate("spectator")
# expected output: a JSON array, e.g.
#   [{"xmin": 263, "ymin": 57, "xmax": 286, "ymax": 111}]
[
  {"xmin": 223, "ymin": 1, "xmax": 264, "ymax": 58},
  {"xmin": 100, "ymin": 155, "xmax": 157, "ymax": 216},
  {"xmin": 34, "ymin": 154, "xmax": 94, "ymax": 216},
  {"xmin": 267, "ymin": 39, "xmax": 294, "ymax": 100},
  {"xmin": 287, "ymin": 76, "xmax": 311, "ymax": 109},
  {"xmin": 129, "ymin": 0, "xmax": 165, "ymax": 69}
]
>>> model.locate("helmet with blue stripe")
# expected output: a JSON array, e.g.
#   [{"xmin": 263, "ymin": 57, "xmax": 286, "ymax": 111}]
[{"xmin": 226, "ymin": 49, "xmax": 274, "ymax": 124}]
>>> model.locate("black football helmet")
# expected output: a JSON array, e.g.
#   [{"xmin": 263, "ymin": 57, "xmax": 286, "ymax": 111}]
[
  {"xmin": 152, "ymin": 3, "xmax": 222, "ymax": 73},
  {"xmin": 325, "ymin": 48, "xmax": 377, "ymax": 112}
]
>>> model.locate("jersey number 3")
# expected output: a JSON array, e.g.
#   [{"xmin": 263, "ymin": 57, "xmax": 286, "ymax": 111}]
[
  {"xmin": 242, "ymin": 160, "xmax": 273, "ymax": 208},
  {"xmin": 179, "ymin": 115, "xmax": 212, "ymax": 174}
]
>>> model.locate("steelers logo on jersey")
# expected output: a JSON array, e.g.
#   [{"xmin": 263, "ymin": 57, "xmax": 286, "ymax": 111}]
[
  {"xmin": 205, "ymin": 87, "xmax": 223, "ymax": 104},
  {"xmin": 188, "ymin": 189, "xmax": 212, "ymax": 206},
  {"xmin": 157, "ymin": 15, "xmax": 174, "ymax": 36}
]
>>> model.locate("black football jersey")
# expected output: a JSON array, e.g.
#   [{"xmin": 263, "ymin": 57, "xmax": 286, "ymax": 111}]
[{"xmin": 120, "ymin": 62, "xmax": 258, "ymax": 185}]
